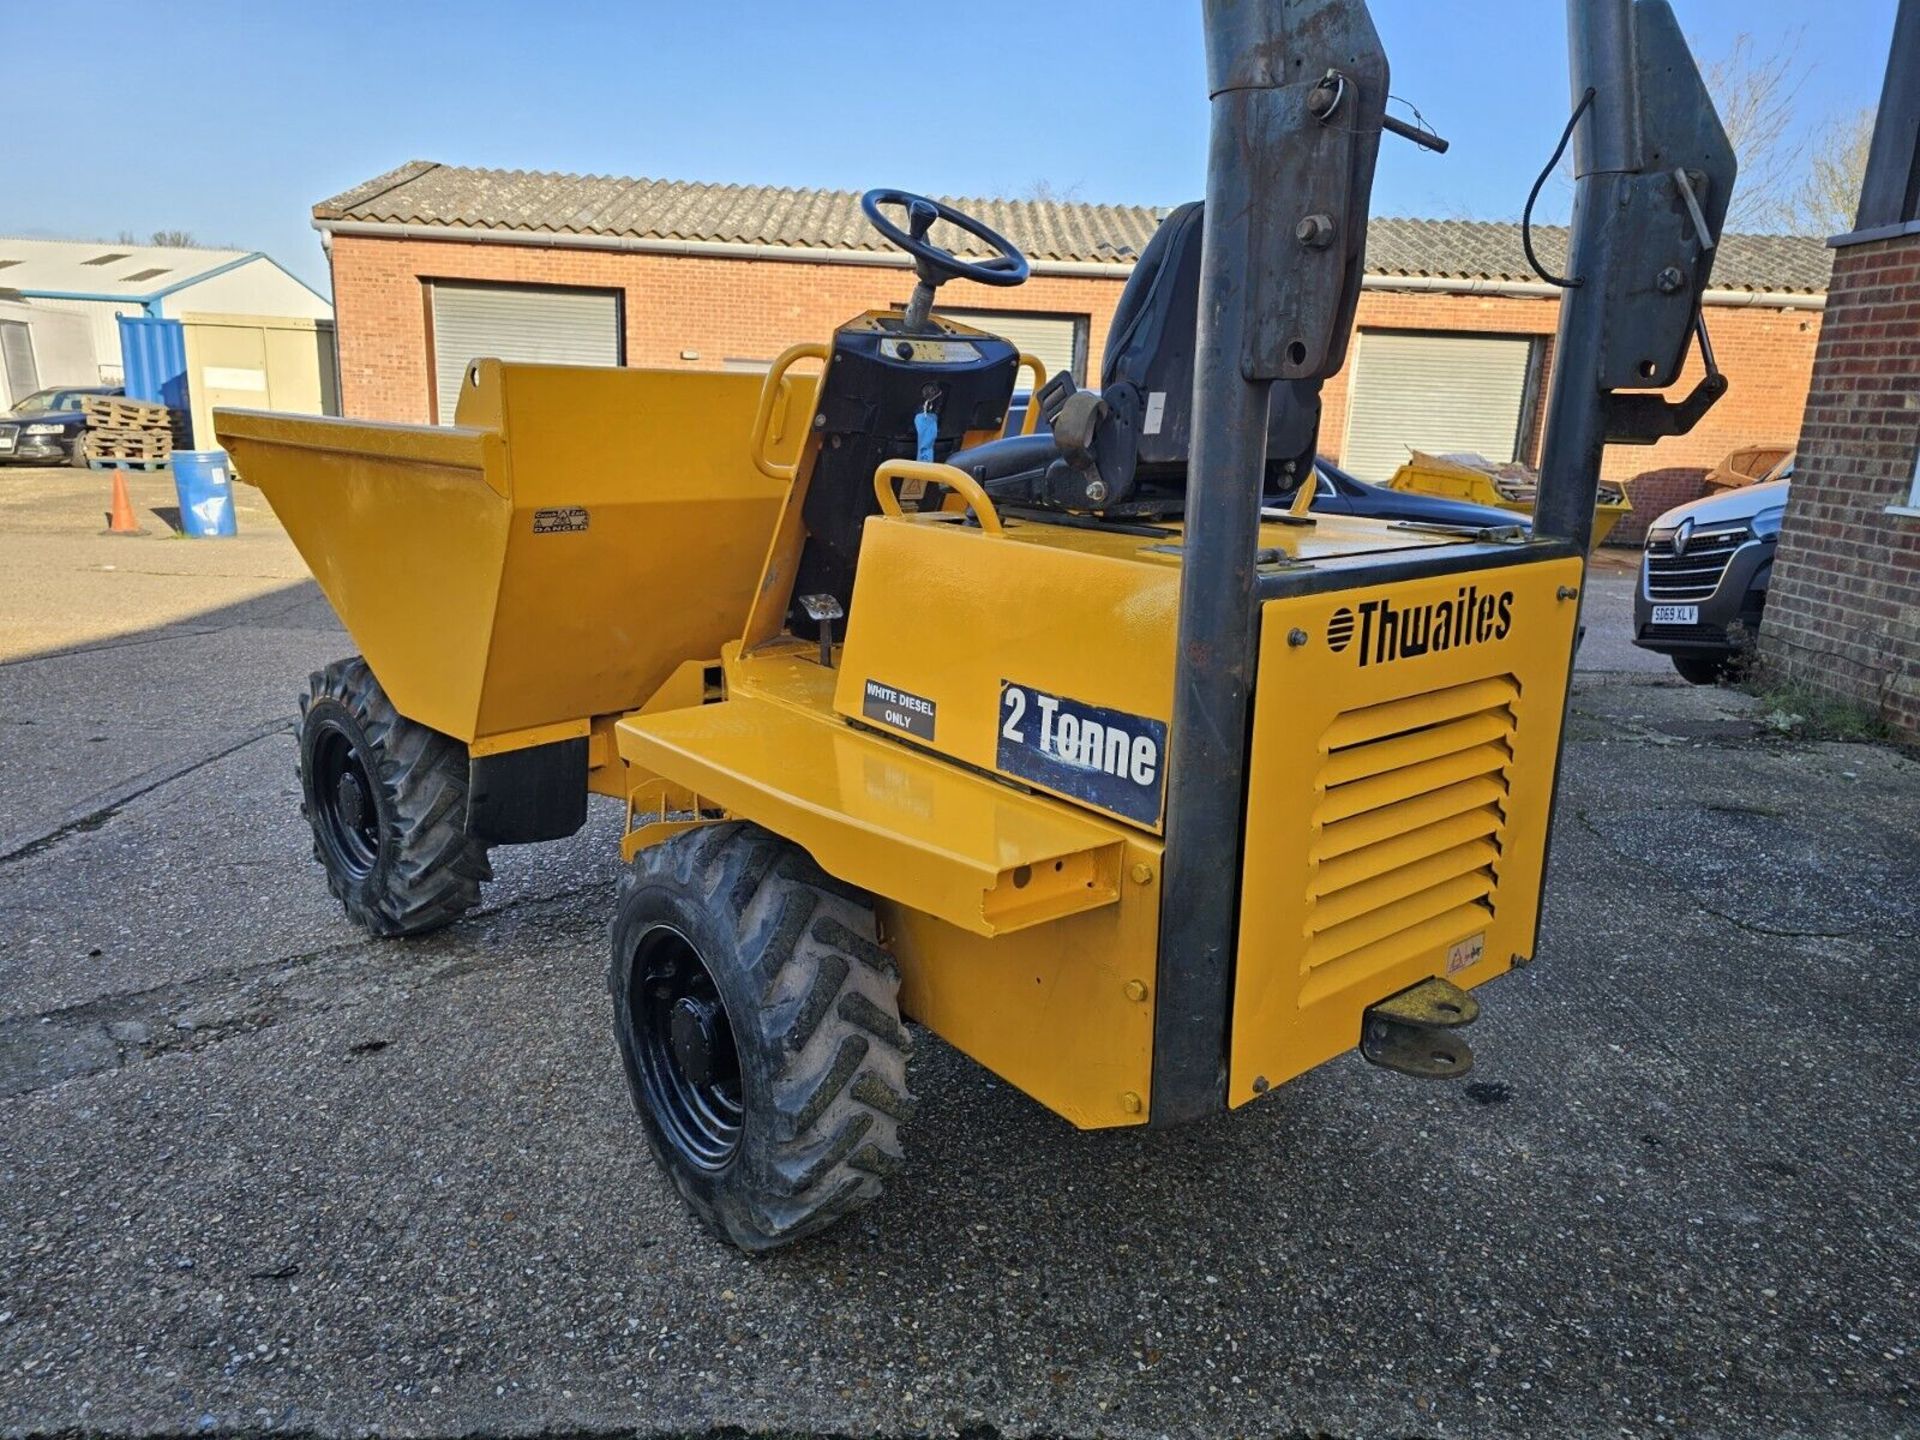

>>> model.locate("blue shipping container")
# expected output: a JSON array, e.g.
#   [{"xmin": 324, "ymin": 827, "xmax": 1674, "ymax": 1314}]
[{"xmin": 117, "ymin": 315, "xmax": 190, "ymax": 414}]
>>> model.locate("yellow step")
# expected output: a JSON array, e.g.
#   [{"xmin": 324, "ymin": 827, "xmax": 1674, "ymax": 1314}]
[{"xmin": 618, "ymin": 686, "xmax": 1126, "ymax": 938}]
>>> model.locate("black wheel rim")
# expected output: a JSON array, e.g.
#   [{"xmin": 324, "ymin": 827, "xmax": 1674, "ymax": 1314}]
[
  {"xmin": 310, "ymin": 720, "xmax": 381, "ymax": 879},
  {"xmin": 629, "ymin": 925, "xmax": 744, "ymax": 1172}
]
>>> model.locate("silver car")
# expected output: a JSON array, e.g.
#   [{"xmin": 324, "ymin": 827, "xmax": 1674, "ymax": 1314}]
[{"xmin": 1632, "ymin": 466, "xmax": 1790, "ymax": 684}]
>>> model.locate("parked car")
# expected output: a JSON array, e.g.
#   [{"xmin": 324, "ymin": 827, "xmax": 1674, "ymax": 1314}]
[
  {"xmin": 1703, "ymin": 441, "xmax": 1793, "ymax": 492},
  {"xmin": 1633, "ymin": 460, "xmax": 1792, "ymax": 683},
  {"xmin": 0, "ymin": 386, "xmax": 122, "ymax": 466}
]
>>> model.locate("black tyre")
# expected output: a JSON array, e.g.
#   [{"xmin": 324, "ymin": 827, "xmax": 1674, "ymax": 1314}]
[
  {"xmin": 297, "ymin": 656, "xmax": 491, "ymax": 936},
  {"xmin": 610, "ymin": 823, "xmax": 913, "ymax": 1252},
  {"xmin": 1671, "ymin": 653, "xmax": 1728, "ymax": 686}
]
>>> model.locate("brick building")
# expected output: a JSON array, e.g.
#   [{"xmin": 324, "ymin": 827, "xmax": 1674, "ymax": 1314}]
[
  {"xmin": 1762, "ymin": 0, "xmax": 1920, "ymax": 739},
  {"xmin": 314, "ymin": 162, "xmax": 1829, "ymax": 542}
]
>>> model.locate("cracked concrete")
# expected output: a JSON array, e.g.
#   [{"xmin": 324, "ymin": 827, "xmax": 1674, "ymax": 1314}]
[{"xmin": 1, "ymin": 470, "xmax": 1916, "ymax": 1439}]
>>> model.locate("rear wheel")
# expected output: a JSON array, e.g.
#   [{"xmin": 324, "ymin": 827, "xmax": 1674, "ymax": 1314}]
[
  {"xmin": 297, "ymin": 656, "xmax": 490, "ymax": 936},
  {"xmin": 1671, "ymin": 653, "xmax": 1728, "ymax": 686},
  {"xmin": 610, "ymin": 823, "xmax": 913, "ymax": 1252}
]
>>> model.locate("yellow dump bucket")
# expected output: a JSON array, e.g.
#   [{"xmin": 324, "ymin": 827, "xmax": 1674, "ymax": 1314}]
[
  {"xmin": 216, "ymin": 360, "xmax": 811, "ymax": 745},
  {"xmin": 1384, "ymin": 451, "xmax": 1630, "ymax": 549}
]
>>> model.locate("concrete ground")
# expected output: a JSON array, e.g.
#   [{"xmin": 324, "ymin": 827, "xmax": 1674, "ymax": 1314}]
[{"xmin": 0, "ymin": 466, "xmax": 1913, "ymax": 1439}]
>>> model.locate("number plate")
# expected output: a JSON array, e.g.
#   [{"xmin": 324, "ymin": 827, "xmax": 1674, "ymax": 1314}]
[{"xmin": 1651, "ymin": 604, "xmax": 1699, "ymax": 625}]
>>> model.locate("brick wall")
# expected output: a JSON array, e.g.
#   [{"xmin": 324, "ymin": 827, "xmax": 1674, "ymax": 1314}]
[
  {"xmin": 1320, "ymin": 290, "xmax": 1821, "ymax": 542},
  {"xmin": 328, "ymin": 234, "xmax": 1128, "ymax": 424},
  {"xmin": 328, "ymin": 232, "xmax": 1821, "ymax": 541},
  {"xmin": 1760, "ymin": 233, "xmax": 1920, "ymax": 739}
]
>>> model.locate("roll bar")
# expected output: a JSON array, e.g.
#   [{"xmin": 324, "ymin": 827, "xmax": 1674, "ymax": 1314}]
[{"xmin": 1151, "ymin": 0, "xmax": 1735, "ymax": 1126}]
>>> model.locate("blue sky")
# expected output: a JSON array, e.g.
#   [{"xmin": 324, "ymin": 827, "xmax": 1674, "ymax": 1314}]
[{"xmin": 0, "ymin": 0, "xmax": 1896, "ymax": 295}]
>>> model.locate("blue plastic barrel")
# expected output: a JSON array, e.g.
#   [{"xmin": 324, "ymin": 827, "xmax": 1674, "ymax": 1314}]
[{"xmin": 172, "ymin": 451, "xmax": 237, "ymax": 538}]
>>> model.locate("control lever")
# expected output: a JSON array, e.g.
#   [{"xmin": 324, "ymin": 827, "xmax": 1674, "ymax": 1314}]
[{"xmin": 797, "ymin": 593, "xmax": 844, "ymax": 667}]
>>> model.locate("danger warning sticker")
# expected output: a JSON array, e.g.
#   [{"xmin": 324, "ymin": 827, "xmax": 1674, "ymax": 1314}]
[
  {"xmin": 997, "ymin": 680, "xmax": 1166, "ymax": 826},
  {"xmin": 532, "ymin": 506, "xmax": 590, "ymax": 534},
  {"xmin": 1447, "ymin": 933, "xmax": 1486, "ymax": 974}
]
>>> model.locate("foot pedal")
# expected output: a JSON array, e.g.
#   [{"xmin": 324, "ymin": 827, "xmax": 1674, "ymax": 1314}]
[{"xmin": 1360, "ymin": 976, "xmax": 1478, "ymax": 1079}]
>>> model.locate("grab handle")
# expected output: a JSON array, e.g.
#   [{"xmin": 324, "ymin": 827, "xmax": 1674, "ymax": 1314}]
[
  {"xmin": 750, "ymin": 342, "xmax": 830, "ymax": 481},
  {"xmin": 1010, "ymin": 353, "xmax": 1048, "ymax": 436},
  {"xmin": 873, "ymin": 460, "xmax": 1005, "ymax": 537}
]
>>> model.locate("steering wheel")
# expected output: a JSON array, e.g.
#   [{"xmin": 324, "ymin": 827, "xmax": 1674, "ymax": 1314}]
[{"xmin": 860, "ymin": 189, "xmax": 1030, "ymax": 289}]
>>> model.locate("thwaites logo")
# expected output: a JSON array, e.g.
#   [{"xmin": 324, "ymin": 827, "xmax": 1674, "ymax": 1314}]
[{"xmin": 1327, "ymin": 584, "xmax": 1516, "ymax": 666}]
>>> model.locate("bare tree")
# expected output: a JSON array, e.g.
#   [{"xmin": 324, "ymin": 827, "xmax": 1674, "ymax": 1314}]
[
  {"xmin": 148, "ymin": 229, "xmax": 198, "ymax": 248},
  {"xmin": 1791, "ymin": 108, "xmax": 1876, "ymax": 237},
  {"xmin": 1699, "ymin": 31, "xmax": 1808, "ymax": 232},
  {"xmin": 1022, "ymin": 179, "xmax": 1083, "ymax": 204}
]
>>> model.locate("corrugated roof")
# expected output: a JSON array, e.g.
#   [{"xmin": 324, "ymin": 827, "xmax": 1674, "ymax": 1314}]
[
  {"xmin": 316, "ymin": 161, "xmax": 1833, "ymax": 296},
  {"xmin": 0, "ymin": 237, "xmax": 257, "ymax": 299}
]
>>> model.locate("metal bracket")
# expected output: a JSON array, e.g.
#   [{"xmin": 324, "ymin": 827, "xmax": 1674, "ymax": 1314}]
[
  {"xmin": 1359, "ymin": 975, "xmax": 1479, "ymax": 1079},
  {"xmin": 1605, "ymin": 311, "xmax": 1728, "ymax": 444}
]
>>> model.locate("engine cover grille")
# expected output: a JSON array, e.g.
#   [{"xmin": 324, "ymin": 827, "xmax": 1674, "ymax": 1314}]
[{"xmin": 1305, "ymin": 676, "xmax": 1515, "ymax": 999}]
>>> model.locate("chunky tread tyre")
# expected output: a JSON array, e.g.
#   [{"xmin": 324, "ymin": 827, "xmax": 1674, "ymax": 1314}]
[
  {"xmin": 297, "ymin": 656, "xmax": 490, "ymax": 937},
  {"xmin": 609, "ymin": 822, "xmax": 913, "ymax": 1252}
]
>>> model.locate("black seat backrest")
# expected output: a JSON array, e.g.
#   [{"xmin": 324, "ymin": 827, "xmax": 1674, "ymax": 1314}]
[
  {"xmin": 1099, "ymin": 200, "xmax": 1316, "ymax": 482},
  {"xmin": 948, "ymin": 200, "xmax": 1321, "ymax": 511},
  {"xmin": 1101, "ymin": 202, "xmax": 1203, "ymax": 472}
]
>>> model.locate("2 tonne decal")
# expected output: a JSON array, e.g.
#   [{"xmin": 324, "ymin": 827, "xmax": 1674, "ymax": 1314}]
[{"xmin": 997, "ymin": 681, "xmax": 1167, "ymax": 826}]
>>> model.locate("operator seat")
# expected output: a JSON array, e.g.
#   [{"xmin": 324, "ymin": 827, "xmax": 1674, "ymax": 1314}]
[{"xmin": 948, "ymin": 201, "xmax": 1320, "ymax": 516}]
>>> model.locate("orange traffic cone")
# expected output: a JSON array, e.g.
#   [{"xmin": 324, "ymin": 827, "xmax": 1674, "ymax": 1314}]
[{"xmin": 105, "ymin": 469, "xmax": 143, "ymax": 536}]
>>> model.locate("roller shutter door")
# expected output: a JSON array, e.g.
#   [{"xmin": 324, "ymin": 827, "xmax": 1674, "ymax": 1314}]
[
  {"xmin": 1341, "ymin": 330, "xmax": 1535, "ymax": 482},
  {"xmin": 429, "ymin": 283, "xmax": 621, "ymax": 423},
  {"xmin": 0, "ymin": 321, "xmax": 38, "ymax": 409},
  {"xmin": 943, "ymin": 310, "xmax": 1086, "ymax": 385}
]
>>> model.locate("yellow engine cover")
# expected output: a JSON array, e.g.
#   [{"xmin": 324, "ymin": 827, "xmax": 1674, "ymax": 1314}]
[{"xmin": 1229, "ymin": 555, "xmax": 1584, "ymax": 1104}]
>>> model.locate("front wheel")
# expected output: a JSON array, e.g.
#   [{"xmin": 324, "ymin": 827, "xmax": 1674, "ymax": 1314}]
[
  {"xmin": 610, "ymin": 824, "xmax": 914, "ymax": 1251},
  {"xmin": 1671, "ymin": 653, "xmax": 1728, "ymax": 686},
  {"xmin": 297, "ymin": 656, "xmax": 491, "ymax": 936}
]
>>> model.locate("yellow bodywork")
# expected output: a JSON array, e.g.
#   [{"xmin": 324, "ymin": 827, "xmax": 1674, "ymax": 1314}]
[
  {"xmin": 215, "ymin": 360, "xmax": 810, "ymax": 748},
  {"xmin": 618, "ymin": 483, "xmax": 1579, "ymax": 1127},
  {"xmin": 1230, "ymin": 556, "xmax": 1582, "ymax": 1102},
  {"xmin": 1385, "ymin": 451, "xmax": 1630, "ymax": 548},
  {"xmin": 617, "ymin": 636, "xmax": 1165, "ymax": 1128},
  {"xmin": 221, "ymin": 342, "xmax": 1584, "ymax": 1136}
]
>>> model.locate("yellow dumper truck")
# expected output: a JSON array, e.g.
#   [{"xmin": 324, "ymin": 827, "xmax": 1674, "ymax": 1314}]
[{"xmin": 219, "ymin": 0, "xmax": 1736, "ymax": 1248}]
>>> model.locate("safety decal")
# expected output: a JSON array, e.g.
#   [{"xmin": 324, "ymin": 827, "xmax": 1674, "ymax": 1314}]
[
  {"xmin": 997, "ymin": 681, "xmax": 1166, "ymax": 826},
  {"xmin": 863, "ymin": 679, "xmax": 937, "ymax": 740},
  {"xmin": 1143, "ymin": 391, "xmax": 1167, "ymax": 435},
  {"xmin": 532, "ymin": 506, "xmax": 590, "ymax": 534},
  {"xmin": 1447, "ymin": 933, "xmax": 1486, "ymax": 975}
]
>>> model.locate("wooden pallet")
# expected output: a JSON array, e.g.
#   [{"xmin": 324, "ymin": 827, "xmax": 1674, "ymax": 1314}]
[
  {"xmin": 81, "ymin": 395, "xmax": 173, "ymax": 429},
  {"xmin": 81, "ymin": 430, "xmax": 173, "ymax": 462},
  {"xmin": 86, "ymin": 458, "xmax": 171, "ymax": 472}
]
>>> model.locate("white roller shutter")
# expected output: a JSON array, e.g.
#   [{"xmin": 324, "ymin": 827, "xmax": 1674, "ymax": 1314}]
[
  {"xmin": 1341, "ymin": 331, "xmax": 1536, "ymax": 482},
  {"xmin": 0, "ymin": 321, "xmax": 38, "ymax": 408},
  {"xmin": 943, "ymin": 310, "xmax": 1086, "ymax": 385},
  {"xmin": 429, "ymin": 283, "xmax": 620, "ymax": 423}
]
